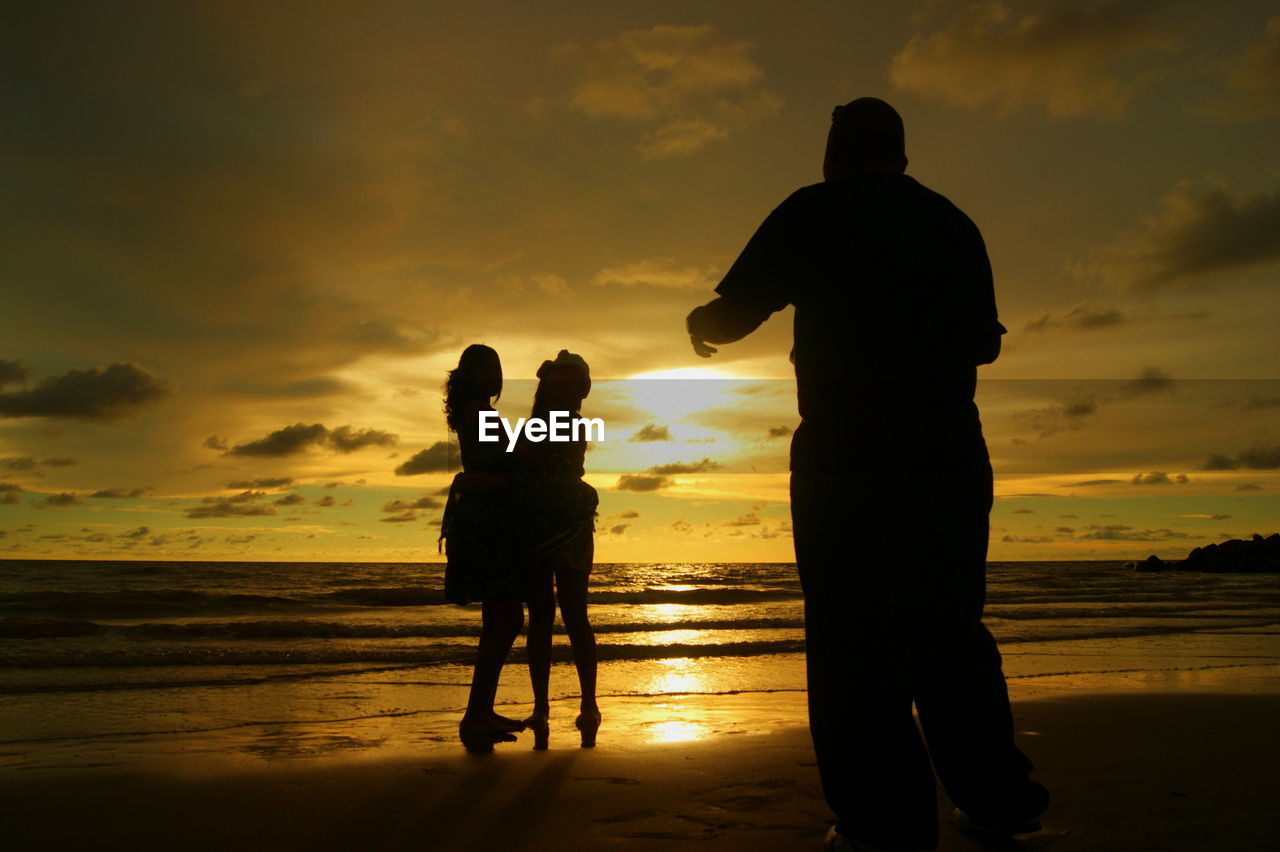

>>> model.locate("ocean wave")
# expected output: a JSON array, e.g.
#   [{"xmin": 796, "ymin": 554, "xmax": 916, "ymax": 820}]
[{"xmin": 0, "ymin": 585, "xmax": 802, "ymax": 618}]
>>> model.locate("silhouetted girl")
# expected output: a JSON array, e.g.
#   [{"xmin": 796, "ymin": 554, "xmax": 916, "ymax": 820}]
[
  {"xmin": 518, "ymin": 350, "xmax": 600, "ymax": 749},
  {"xmin": 439, "ymin": 343, "xmax": 527, "ymax": 752}
]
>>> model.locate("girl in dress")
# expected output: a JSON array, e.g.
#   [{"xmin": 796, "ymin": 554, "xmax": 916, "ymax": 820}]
[
  {"xmin": 439, "ymin": 344, "xmax": 528, "ymax": 753},
  {"xmin": 518, "ymin": 350, "xmax": 601, "ymax": 749}
]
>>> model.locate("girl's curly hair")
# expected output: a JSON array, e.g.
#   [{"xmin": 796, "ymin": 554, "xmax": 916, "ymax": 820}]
[{"xmin": 443, "ymin": 344, "xmax": 499, "ymax": 432}]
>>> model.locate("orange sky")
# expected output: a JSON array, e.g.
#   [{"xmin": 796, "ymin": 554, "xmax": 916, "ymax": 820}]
[{"xmin": 2, "ymin": 1, "xmax": 1278, "ymax": 561}]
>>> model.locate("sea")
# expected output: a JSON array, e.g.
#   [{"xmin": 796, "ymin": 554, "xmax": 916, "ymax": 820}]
[{"xmin": 2, "ymin": 559, "xmax": 1278, "ymax": 769}]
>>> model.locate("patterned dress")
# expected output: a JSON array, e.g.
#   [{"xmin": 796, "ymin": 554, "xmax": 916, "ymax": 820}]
[{"xmin": 519, "ymin": 421, "xmax": 598, "ymax": 572}]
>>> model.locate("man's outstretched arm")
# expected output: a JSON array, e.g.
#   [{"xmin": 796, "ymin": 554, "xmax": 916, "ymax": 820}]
[{"xmin": 685, "ymin": 295, "xmax": 774, "ymax": 358}]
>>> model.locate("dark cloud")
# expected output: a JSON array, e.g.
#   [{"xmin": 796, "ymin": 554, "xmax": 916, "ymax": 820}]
[
  {"xmin": 394, "ymin": 441, "xmax": 457, "ymax": 475},
  {"xmin": 723, "ymin": 512, "xmax": 761, "ymax": 527},
  {"xmin": 204, "ymin": 435, "xmax": 229, "ymax": 451},
  {"xmin": 648, "ymin": 457, "xmax": 722, "ymax": 475},
  {"xmin": 1120, "ymin": 366, "xmax": 1174, "ymax": 397},
  {"xmin": 0, "ymin": 456, "xmax": 40, "ymax": 471},
  {"xmin": 184, "ymin": 490, "xmax": 277, "ymax": 519},
  {"xmin": 608, "ymin": 524, "xmax": 629, "ymax": 535},
  {"xmin": 1068, "ymin": 479, "xmax": 1123, "ymax": 486},
  {"xmin": 1089, "ymin": 180, "xmax": 1280, "ymax": 290},
  {"xmin": 314, "ymin": 495, "xmax": 336, "ymax": 507},
  {"xmin": 1022, "ymin": 303, "xmax": 1206, "ymax": 334},
  {"xmin": 382, "ymin": 495, "xmax": 443, "ymax": 512},
  {"xmin": 1241, "ymin": 395, "xmax": 1280, "ymax": 409},
  {"xmin": 1236, "ymin": 483, "xmax": 1262, "ymax": 491},
  {"xmin": 223, "ymin": 423, "xmax": 397, "ymax": 457},
  {"xmin": 766, "ymin": 425, "xmax": 793, "ymax": 439},
  {"xmin": 90, "ymin": 487, "xmax": 150, "ymax": 498},
  {"xmin": 380, "ymin": 512, "xmax": 420, "ymax": 523},
  {"xmin": 226, "ymin": 477, "xmax": 295, "ymax": 489},
  {"xmin": 1077, "ymin": 524, "xmax": 1190, "ymax": 541},
  {"xmin": 0, "ymin": 359, "xmax": 31, "ymax": 388},
  {"xmin": 220, "ymin": 376, "xmax": 357, "ymax": 400},
  {"xmin": 1011, "ymin": 508, "xmax": 1036, "ymax": 514},
  {"xmin": 37, "ymin": 492, "xmax": 83, "ymax": 508},
  {"xmin": 274, "ymin": 492, "xmax": 306, "ymax": 505},
  {"xmin": 1001, "ymin": 534, "xmax": 1054, "ymax": 543},
  {"xmin": 1199, "ymin": 445, "xmax": 1280, "ymax": 470},
  {"xmin": 618, "ymin": 509, "xmax": 640, "ymax": 519},
  {"xmin": 328, "ymin": 425, "xmax": 398, "ymax": 454},
  {"xmin": 1056, "ymin": 527, "xmax": 1075, "ymax": 533},
  {"xmin": 226, "ymin": 423, "xmax": 328, "ymax": 457},
  {"xmin": 1131, "ymin": 471, "xmax": 1189, "ymax": 485},
  {"xmin": 0, "ymin": 362, "xmax": 172, "ymax": 420},
  {"xmin": 616, "ymin": 474, "xmax": 670, "ymax": 492},
  {"xmin": 120, "ymin": 526, "xmax": 150, "ymax": 539},
  {"xmin": 629, "ymin": 423, "xmax": 672, "ymax": 442}
]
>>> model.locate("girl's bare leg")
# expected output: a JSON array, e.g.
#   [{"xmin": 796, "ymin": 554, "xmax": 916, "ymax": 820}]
[
  {"xmin": 462, "ymin": 598, "xmax": 524, "ymax": 732},
  {"xmin": 556, "ymin": 535, "xmax": 598, "ymax": 742},
  {"xmin": 525, "ymin": 564, "xmax": 556, "ymax": 746}
]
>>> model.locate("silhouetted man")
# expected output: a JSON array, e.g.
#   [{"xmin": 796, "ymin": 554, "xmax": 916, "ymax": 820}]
[{"xmin": 686, "ymin": 98, "xmax": 1047, "ymax": 852}]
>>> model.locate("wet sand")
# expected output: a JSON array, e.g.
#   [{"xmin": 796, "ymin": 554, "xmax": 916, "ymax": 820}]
[{"xmin": 4, "ymin": 682, "xmax": 1279, "ymax": 851}]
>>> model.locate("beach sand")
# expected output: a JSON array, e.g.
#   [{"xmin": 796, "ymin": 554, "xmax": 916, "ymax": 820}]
[{"xmin": 4, "ymin": 673, "xmax": 1279, "ymax": 851}]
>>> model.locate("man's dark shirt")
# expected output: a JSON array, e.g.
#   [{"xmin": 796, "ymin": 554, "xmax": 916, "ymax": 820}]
[{"xmin": 714, "ymin": 173, "xmax": 1002, "ymax": 473}]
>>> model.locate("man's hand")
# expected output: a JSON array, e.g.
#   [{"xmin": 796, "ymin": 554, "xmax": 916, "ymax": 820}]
[
  {"xmin": 686, "ymin": 306, "xmax": 718, "ymax": 358},
  {"xmin": 686, "ymin": 297, "xmax": 772, "ymax": 358}
]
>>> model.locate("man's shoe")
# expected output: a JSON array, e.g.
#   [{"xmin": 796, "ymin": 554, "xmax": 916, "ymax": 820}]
[
  {"xmin": 823, "ymin": 826, "xmax": 895, "ymax": 852},
  {"xmin": 951, "ymin": 806, "xmax": 1042, "ymax": 837}
]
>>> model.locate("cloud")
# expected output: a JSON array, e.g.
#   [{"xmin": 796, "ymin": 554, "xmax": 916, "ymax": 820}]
[
  {"xmin": 120, "ymin": 526, "xmax": 150, "ymax": 539},
  {"xmin": 560, "ymin": 24, "xmax": 782, "ymax": 158},
  {"xmin": 204, "ymin": 435, "xmax": 229, "ymax": 451},
  {"xmin": 184, "ymin": 490, "xmax": 277, "ymax": 519},
  {"xmin": 1022, "ymin": 303, "xmax": 1206, "ymax": 334},
  {"xmin": 37, "ymin": 492, "xmax": 83, "ymax": 508},
  {"xmin": 0, "ymin": 359, "xmax": 31, "ymax": 388},
  {"xmin": 616, "ymin": 474, "xmax": 670, "ymax": 492},
  {"xmin": 607, "ymin": 524, "xmax": 629, "ymax": 535},
  {"xmin": 1199, "ymin": 445, "xmax": 1280, "ymax": 470},
  {"xmin": 1077, "ymin": 524, "xmax": 1189, "ymax": 541},
  {"xmin": 1236, "ymin": 483, "xmax": 1262, "ymax": 491},
  {"xmin": 224, "ymin": 423, "xmax": 396, "ymax": 457},
  {"xmin": 226, "ymin": 423, "xmax": 328, "ymax": 457},
  {"xmin": 1179, "ymin": 513, "xmax": 1231, "ymax": 520},
  {"xmin": 1, "ymin": 484, "xmax": 24, "ymax": 505},
  {"xmin": 90, "ymin": 487, "xmax": 150, "ymax": 498},
  {"xmin": 722, "ymin": 512, "xmax": 762, "ymax": 527},
  {"xmin": 648, "ymin": 458, "xmax": 722, "ymax": 475},
  {"xmin": 394, "ymin": 441, "xmax": 458, "ymax": 475},
  {"xmin": 1225, "ymin": 16, "xmax": 1280, "ymax": 114},
  {"xmin": 381, "ymin": 495, "xmax": 443, "ymax": 512},
  {"xmin": 380, "ymin": 512, "xmax": 420, "ymax": 523},
  {"xmin": 1001, "ymin": 533, "xmax": 1054, "ymax": 543},
  {"xmin": 1131, "ymin": 471, "xmax": 1189, "ymax": 485},
  {"xmin": 1011, "ymin": 508, "xmax": 1035, "ymax": 514},
  {"xmin": 629, "ymin": 423, "xmax": 672, "ymax": 442},
  {"xmin": 0, "ymin": 457, "xmax": 39, "ymax": 472},
  {"xmin": 618, "ymin": 510, "xmax": 640, "ymax": 519},
  {"xmin": 1085, "ymin": 179, "xmax": 1280, "ymax": 291},
  {"xmin": 1067, "ymin": 479, "xmax": 1123, "ymax": 487},
  {"xmin": 593, "ymin": 259, "xmax": 720, "ymax": 289},
  {"xmin": 327, "ymin": 425, "xmax": 398, "ymax": 453},
  {"xmin": 766, "ymin": 425, "xmax": 793, "ymax": 439},
  {"xmin": 273, "ymin": 492, "xmax": 306, "ymax": 505},
  {"xmin": 1015, "ymin": 393, "xmax": 1099, "ymax": 438},
  {"xmin": 226, "ymin": 477, "xmax": 295, "ymax": 489},
  {"xmin": 0, "ymin": 362, "xmax": 172, "ymax": 420},
  {"xmin": 1119, "ymin": 366, "xmax": 1174, "ymax": 397},
  {"xmin": 315, "ymin": 495, "xmax": 336, "ymax": 507},
  {"xmin": 889, "ymin": 0, "xmax": 1182, "ymax": 118}
]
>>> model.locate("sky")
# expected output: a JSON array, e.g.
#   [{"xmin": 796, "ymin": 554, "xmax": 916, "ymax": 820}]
[{"xmin": 2, "ymin": 0, "xmax": 1278, "ymax": 562}]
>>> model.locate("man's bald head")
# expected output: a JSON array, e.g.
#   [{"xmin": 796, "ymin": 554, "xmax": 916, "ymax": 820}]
[{"xmin": 823, "ymin": 97, "xmax": 908, "ymax": 180}]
